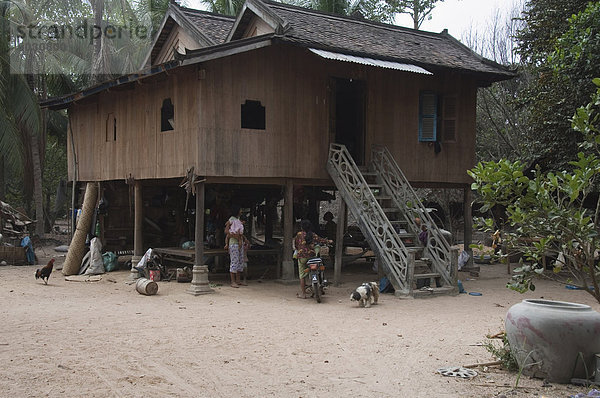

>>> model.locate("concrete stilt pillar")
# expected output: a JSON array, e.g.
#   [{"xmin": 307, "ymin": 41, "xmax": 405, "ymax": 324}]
[
  {"xmin": 186, "ymin": 181, "xmax": 214, "ymax": 295},
  {"xmin": 186, "ymin": 265, "xmax": 213, "ymax": 295}
]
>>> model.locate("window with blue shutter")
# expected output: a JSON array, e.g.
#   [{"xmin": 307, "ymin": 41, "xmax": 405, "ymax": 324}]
[{"xmin": 419, "ymin": 91, "xmax": 437, "ymax": 142}]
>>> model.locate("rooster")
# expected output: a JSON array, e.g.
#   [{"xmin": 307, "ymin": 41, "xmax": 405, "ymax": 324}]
[{"xmin": 35, "ymin": 258, "xmax": 55, "ymax": 285}]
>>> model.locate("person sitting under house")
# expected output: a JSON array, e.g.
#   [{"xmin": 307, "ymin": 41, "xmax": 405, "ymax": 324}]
[
  {"xmin": 294, "ymin": 219, "xmax": 333, "ymax": 298},
  {"xmin": 419, "ymin": 224, "xmax": 428, "ymax": 246},
  {"xmin": 323, "ymin": 211, "xmax": 337, "ymax": 263}
]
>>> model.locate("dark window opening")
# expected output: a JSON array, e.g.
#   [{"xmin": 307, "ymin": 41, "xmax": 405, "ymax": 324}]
[
  {"xmin": 330, "ymin": 77, "xmax": 366, "ymax": 165},
  {"xmin": 161, "ymin": 98, "xmax": 174, "ymax": 131},
  {"xmin": 241, "ymin": 100, "xmax": 265, "ymax": 130},
  {"xmin": 106, "ymin": 113, "xmax": 116, "ymax": 142}
]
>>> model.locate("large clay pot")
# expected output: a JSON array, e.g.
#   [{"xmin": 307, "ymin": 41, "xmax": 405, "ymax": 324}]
[{"xmin": 505, "ymin": 299, "xmax": 600, "ymax": 383}]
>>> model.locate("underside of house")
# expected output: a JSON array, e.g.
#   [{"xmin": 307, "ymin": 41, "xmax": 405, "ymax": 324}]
[{"xmin": 43, "ymin": 0, "xmax": 514, "ymax": 296}]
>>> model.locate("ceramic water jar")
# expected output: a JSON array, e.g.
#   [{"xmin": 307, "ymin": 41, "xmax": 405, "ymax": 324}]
[{"xmin": 505, "ymin": 299, "xmax": 600, "ymax": 383}]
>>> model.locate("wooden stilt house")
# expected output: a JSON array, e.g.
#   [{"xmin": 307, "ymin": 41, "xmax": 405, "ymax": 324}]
[{"xmin": 42, "ymin": 0, "xmax": 514, "ymax": 296}]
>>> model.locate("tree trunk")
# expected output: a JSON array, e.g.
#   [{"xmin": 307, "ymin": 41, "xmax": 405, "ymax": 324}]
[
  {"xmin": 30, "ymin": 130, "xmax": 44, "ymax": 236},
  {"xmin": 92, "ymin": 0, "xmax": 105, "ymax": 83},
  {"xmin": 412, "ymin": 0, "xmax": 419, "ymax": 29},
  {"xmin": 0, "ymin": 155, "xmax": 4, "ymax": 201}
]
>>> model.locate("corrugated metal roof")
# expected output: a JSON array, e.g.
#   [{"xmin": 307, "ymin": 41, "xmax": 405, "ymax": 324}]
[{"xmin": 309, "ymin": 48, "xmax": 432, "ymax": 75}]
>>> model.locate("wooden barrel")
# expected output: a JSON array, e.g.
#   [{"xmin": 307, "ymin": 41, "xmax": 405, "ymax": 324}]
[{"xmin": 136, "ymin": 278, "xmax": 158, "ymax": 296}]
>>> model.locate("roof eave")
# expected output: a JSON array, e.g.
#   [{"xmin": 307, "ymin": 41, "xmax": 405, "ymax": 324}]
[
  {"xmin": 40, "ymin": 61, "xmax": 181, "ymax": 111},
  {"xmin": 274, "ymin": 36, "xmax": 517, "ymax": 83},
  {"xmin": 182, "ymin": 33, "xmax": 275, "ymax": 66}
]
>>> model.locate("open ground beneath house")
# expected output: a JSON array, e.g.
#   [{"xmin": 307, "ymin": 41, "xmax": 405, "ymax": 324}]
[{"xmin": 1, "ymin": 250, "xmax": 598, "ymax": 398}]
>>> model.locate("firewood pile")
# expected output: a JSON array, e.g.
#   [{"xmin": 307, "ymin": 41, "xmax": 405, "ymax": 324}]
[{"xmin": 0, "ymin": 201, "xmax": 35, "ymax": 243}]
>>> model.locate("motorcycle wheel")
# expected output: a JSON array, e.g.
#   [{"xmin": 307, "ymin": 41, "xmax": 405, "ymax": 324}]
[{"xmin": 313, "ymin": 282, "xmax": 321, "ymax": 303}]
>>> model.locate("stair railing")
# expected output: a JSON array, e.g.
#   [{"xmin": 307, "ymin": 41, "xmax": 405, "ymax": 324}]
[
  {"xmin": 327, "ymin": 143, "xmax": 411, "ymax": 294},
  {"xmin": 371, "ymin": 145, "xmax": 453, "ymax": 286}
]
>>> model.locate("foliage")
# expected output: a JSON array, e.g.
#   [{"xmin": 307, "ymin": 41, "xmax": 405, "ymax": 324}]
[
  {"xmin": 515, "ymin": 0, "xmax": 589, "ymax": 64},
  {"xmin": 469, "ymin": 79, "xmax": 600, "ymax": 304},
  {"xmin": 514, "ymin": 0, "xmax": 599, "ymax": 172},
  {"xmin": 0, "ymin": 0, "xmax": 171, "ymax": 231},
  {"xmin": 387, "ymin": 0, "xmax": 444, "ymax": 29},
  {"xmin": 286, "ymin": 0, "xmax": 394, "ymax": 22},
  {"xmin": 483, "ymin": 333, "xmax": 518, "ymax": 371},
  {"xmin": 198, "ymin": 0, "xmax": 244, "ymax": 15}
]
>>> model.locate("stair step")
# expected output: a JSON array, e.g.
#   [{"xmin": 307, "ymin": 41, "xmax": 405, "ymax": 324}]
[
  {"xmin": 368, "ymin": 184, "xmax": 383, "ymax": 189},
  {"xmin": 375, "ymin": 195, "xmax": 392, "ymax": 201},
  {"xmin": 411, "ymin": 285, "xmax": 456, "ymax": 298},
  {"xmin": 381, "ymin": 207, "xmax": 400, "ymax": 213},
  {"xmin": 413, "ymin": 272, "xmax": 441, "ymax": 279},
  {"xmin": 414, "ymin": 257, "xmax": 432, "ymax": 265},
  {"xmin": 361, "ymin": 171, "xmax": 377, "ymax": 177}
]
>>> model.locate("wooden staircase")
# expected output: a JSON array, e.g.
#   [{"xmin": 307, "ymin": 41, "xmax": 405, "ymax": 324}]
[{"xmin": 327, "ymin": 144, "xmax": 458, "ymax": 297}]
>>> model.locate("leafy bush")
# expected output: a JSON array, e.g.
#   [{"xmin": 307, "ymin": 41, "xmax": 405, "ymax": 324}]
[
  {"xmin": 483, "ymin": 333, "xmax": 518, "ymax": 371},
  {"xmin": 469, "ymin": 79, "xmax": 600, "ymax": 303}
]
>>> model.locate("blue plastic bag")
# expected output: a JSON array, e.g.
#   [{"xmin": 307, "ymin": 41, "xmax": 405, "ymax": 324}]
[
  {"xmin": 379, "ymin": 276, "xmax": 394, "ymax": 293},
  {"xmin": 102, "ymin": 252, "xmax": 118, "ymax": 272}
]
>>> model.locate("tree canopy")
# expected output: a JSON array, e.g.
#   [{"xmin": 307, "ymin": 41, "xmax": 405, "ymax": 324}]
[
  {"xmin": 514, "ymin": 0, "xmax": 600, "ymax": 172},
  {"xmin": 388, "ymin": 0, "xmax": 444, "ymax": 29},
  {"xmin": 470, "ymin": 79, "xmax": 600, "ymax": 303}
]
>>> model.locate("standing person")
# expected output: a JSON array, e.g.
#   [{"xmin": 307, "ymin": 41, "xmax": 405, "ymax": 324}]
[
  {"xmin": 224, "ymin": 205, "xmax": 245, "ymax": 287},
  {"xmin": 294, "ymin": 219, "xmax": 332, "ymax": 298}
]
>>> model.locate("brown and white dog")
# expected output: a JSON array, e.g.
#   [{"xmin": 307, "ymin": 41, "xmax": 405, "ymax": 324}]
[{"xmin": 350, "ymin": 282, "xmax": 379, "ymax": 307}]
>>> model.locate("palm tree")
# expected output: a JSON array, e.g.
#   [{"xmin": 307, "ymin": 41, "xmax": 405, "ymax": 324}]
[
  {"xmin": 3, "ymin": 0, "xmax": 165, "ymax": 233},
  {"xmin": 0, "ymin": 1, "xmax": 44, "ymax": 234},
  {"xmin": 199, "ymin": 0, "xmax": 244, "ymax": 15}
]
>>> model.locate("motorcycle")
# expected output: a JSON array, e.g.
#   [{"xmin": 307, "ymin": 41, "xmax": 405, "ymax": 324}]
[{"xmin": 304, "ymin": 256, "xmax": 329, "ymax": 303}]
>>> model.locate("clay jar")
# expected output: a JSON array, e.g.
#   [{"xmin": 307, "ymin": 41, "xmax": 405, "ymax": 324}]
[{"xmin": 505, "ymin": 299, "xmax": 600, "ymax": 383}]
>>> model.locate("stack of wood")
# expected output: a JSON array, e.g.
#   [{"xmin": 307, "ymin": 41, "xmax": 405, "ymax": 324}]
[{"xmin": 0, "ymin": 200, "xmax": 35, "ymax": 242}]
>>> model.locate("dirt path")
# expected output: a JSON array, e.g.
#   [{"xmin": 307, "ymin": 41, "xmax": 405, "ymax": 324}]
[{"xmin": 0, "ymin": 253, "xmax": 596, "ymax": 397}]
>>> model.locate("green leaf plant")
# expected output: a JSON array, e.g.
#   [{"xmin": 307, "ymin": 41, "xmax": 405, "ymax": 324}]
[{"xmin": 469, "ymin": 80, "xmax": 600, "ymax": 304}]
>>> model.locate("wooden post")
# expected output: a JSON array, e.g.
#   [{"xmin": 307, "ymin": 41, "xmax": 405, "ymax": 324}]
[
  {"xmin": 265, "ymin": 199, "xmax": 274, "ymax": 243},
  {"xmin": 450, "ymin": 246, "xmax": 459, "ymax": 292},
  {"xmin": 187, "ymin": 180, "xmax": 213, "ymax": 295},
  {"xmin": 334, "ymin": 199, "xmax": 346, "ymax": 286},
  {"xmin": 134, "ymin": 180, "xmax": 143, "ymax": 257},
  {"xmin": 281, "ymin": 179, "xmax": 294, "ymax": 280},
  {"xmin": 195, "ymin": 181, "xmax": 205, "ymax": 267},
  {"xmin": 129, "ymin": 180, "xmax": 143, "ymax": 280},
  {"xmin": 463, "ymin": 186, "xmax": 474, "ymax": 269}
]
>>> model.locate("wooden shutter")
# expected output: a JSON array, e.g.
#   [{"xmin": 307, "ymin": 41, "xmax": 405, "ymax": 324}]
[
  {"xmin": 419, "ymin": 91, "xmax": 437, "ymax": 142},
  {"xmin": 442, "ymin": 95, "xmax": 457, "ymax": 142}
]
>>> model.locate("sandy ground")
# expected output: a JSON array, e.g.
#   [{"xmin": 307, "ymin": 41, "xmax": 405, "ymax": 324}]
[{"xmin": 1, "ymin": 248, "xmax": 598, "ymax": 398}]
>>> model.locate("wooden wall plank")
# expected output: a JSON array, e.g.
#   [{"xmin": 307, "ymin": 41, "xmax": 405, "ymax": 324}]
[{"xmin": 67, "ymin": 45, "xmax": 479, "ymax": 185}]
